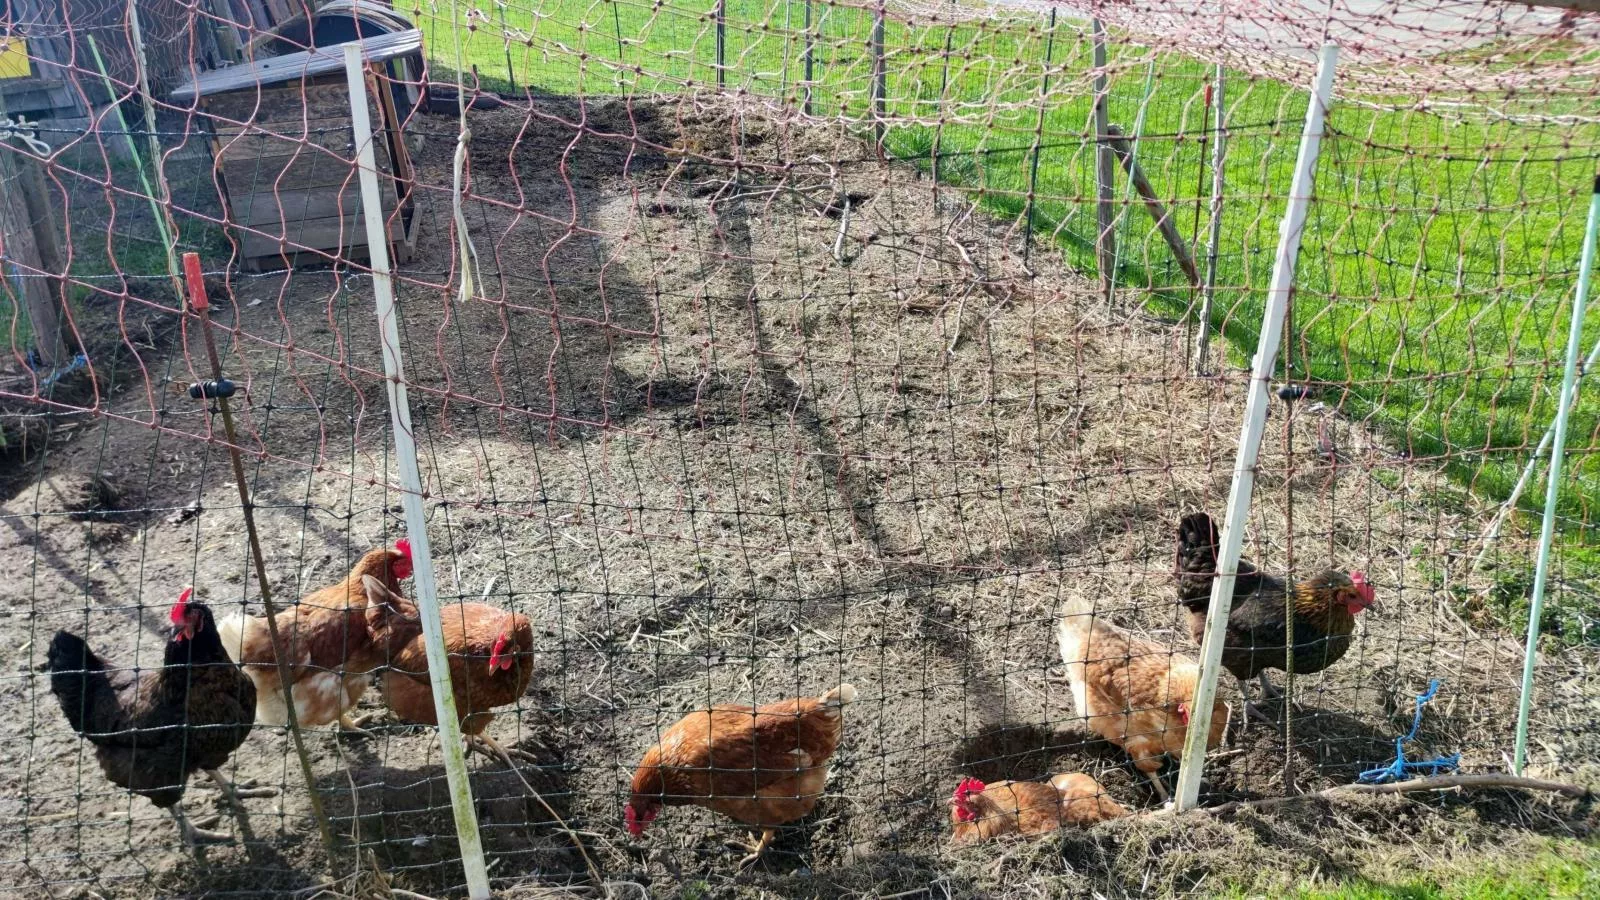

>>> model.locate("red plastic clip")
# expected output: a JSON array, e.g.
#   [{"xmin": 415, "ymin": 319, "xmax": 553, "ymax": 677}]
[{"xmin": 182, "ymin": 252, "xmax": 208, "ymax": 312}]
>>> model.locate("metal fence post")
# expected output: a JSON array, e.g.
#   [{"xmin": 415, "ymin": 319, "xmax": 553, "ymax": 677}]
[
  {"xmin": 717, "ymin": 0, "xmax": 727, "ymax": 86},
  {"xmin": 1513, "ymin": 170, "xmax": 1600, "ymax": 775},
  {"xmin": 1023, "ymin": 8, "xmax": 1057, "ymax": 266},
  {"xmin": 803, "ymin": 0, "xmax": 815, "ymax": 114},
  {"xmin": 344, "ymin": 45, "xmax": 492, "ymax": 900},
  {"xmin": 1173, "ymin": 43, "xmax": 1339, "ymax": 813},
  {"xmin": 871, "ymin": 0, "xmax": 887, "ymax": 148},
  {"xmin": 1092, "ymin": 18, "xmax": 1115, "ymax": 303}
]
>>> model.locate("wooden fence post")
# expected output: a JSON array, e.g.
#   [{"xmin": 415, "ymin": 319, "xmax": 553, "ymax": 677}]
[
  {"xmin": 0, "ymin": 147, "xmax": 65, "ymax": 368},
  {"xmin": 716, "ymin": 0, "xmax": 727, "ymax": 86},
  {"xmin": 1195, "ymin": 64, "xmax": 1228, "ymax": 374},
  {"xmin": 1092, "ymin": 18, "xmax": 1115, "ymax": 303}
]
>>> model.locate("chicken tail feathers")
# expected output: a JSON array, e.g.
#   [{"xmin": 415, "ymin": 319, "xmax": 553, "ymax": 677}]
[
  {"xmin": 1176, "ymin": 512, "xmax": 1222, "ymax": 606},
  {"xmin": 46, "ymin": 630, "xmax": 116, "ymax": 739},
  {"xmin": 216, "ymin": 608, "xmax": 256, "ymax": 665},
  {"xmin": 1055, "ymin": 611, "xmax": 1095, "ymax": 719},
  {"xmin": 1176, "ymin": 512, "xmax": 1220, "ymax": 574},
  {"xmin": 818, "ymin": 683, "xmax": 857, "ymax": 708}
]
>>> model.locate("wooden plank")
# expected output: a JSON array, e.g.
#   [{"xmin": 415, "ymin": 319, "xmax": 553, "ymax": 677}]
[
  {"xmin": 214, "ymin": 119, "xmax": 358, "ymax": 157},
  {"xmin": 238, "ymin": 212, "xmax": 404, "ymax": 259},
  {"xmin": 367, "ymin": 62, "xmax": 415, "ymax": 197},
  {"xmin": 221, "ymin": 153, "xmax": 395, "ymax": 194},
  {"xmin": 205, "ymin": 82, "xmax": 374, "ymax": 125},
  {"xmin": 169, "ymin": 29, "xmax": 423, "ymax": 103},
  {"xmin": 229, "ymin": 186, "xmax": 383, "ymax": 228}
]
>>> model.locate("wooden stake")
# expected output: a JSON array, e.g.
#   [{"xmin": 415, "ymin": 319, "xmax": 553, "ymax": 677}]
[
  {"xmin": 1091, "ymin": 18, "xmax": 1116, "ymax": 303},
  {"xmin": 1104, "ymin": 123, "xmax": 1200, "ymax": 286}
]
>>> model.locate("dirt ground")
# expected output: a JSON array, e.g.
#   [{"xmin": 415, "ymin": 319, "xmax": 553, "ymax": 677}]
[{"xmin": 1, "ymin": 94, "xmax": 1595, "ymax": 898}]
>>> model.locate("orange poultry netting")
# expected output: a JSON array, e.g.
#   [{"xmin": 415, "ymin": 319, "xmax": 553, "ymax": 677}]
[{"xmin": 1, "ymin": 0, "xmax": 1597, "ymax": 896}]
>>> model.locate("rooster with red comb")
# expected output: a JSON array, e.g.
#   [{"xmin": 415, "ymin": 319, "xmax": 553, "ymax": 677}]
[{"xmin": 219, "ymin": 541, "xmax": 420, "ymax": 733}]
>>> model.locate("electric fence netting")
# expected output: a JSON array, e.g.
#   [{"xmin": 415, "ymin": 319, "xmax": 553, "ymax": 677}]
[{"xmin": 0, "ymin": 0, "xmax": 1597, "ymax": 897}]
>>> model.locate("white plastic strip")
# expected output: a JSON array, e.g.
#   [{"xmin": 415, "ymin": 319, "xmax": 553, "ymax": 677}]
[
  {"xmin": 1174, "ymin": 42, "xmax": 1340, "ymax": 813},
  {"xmin": 343, "ymin": 45, "xmax": 492, "ymax": 900}
]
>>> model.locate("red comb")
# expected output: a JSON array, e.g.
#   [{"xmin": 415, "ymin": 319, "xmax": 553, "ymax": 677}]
[
  {"xmin": 953, "ymin": 777, "xmax": 985, "ymax": 800},
  {"xmin": 396, "ymin": 538, "xmax": 412, "ymax": 560},
  {"xmin": 170, "ymin": 587, "xmax": 193, "ymax": 624}
]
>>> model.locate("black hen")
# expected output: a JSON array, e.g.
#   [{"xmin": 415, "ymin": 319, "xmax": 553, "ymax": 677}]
[
  {"xmin": 1175, "ymin": 512, "xmax": 1375, "ymax": 722},
  {"xmin": 47, "ymin": 590, "xmax": 266, "ymax": 845}
]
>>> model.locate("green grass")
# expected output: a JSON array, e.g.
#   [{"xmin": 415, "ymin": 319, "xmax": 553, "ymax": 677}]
[
  {"xmin": 416, "ymin": 3, "xmax": 1600, "ymax": 577},
  {"xmin": 1216, "ymin": 843, "xmax": 1600, "ymax": 899}
]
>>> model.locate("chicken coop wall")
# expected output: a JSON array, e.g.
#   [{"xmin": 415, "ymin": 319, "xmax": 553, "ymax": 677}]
[{"xmin": 2, "ymin": 1, "xmax": 1599, "ymax": 897}]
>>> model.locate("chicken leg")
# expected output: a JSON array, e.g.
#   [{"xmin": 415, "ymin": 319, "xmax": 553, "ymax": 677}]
[
  {"xmin": 1237, "ymin": 676, "xmax": 1277, "ymax": 728},
  {"xmin": 730, "ymin": 827, "xmax": 777, "ymax": 869},
  {"xmin": 205, "ymin": 768, "xmax": 279, "ymax": 804},
  {"xmin": 168, "ymin": 804, "xmax": 231, "ymax": 846},
  {"xmin": 1256, "ymin": 672, "xmax": 1283, "ymax": 701},
  {"xmin": 1141, "ymin": 768, "xmax": 1171, "ymax": 802}
]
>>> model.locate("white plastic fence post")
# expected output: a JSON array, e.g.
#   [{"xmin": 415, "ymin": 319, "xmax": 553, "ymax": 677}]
[
  {"xmin": 1513, "ymin": 171, "xmax": 1600, "ymax": 775},
  {"xmin": 1174, "ymin": 43, "xmax": 1339, "ymax": 813},
  {"xmin": 343, "ymin": 45, "xmax": 492, "ymax": 900}
]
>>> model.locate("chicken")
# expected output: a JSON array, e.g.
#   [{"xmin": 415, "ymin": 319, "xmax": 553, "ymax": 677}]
[
  {"xmin": 1175, "ymin": 512, "xmax": 1375, "ymax": 721},
  {"xmin": 378, "ymin": 599, "xmax": 535, "ymax": 761},
  {"xmin": 218, "ymin": 541, "xmax": 419, "ymax": 732},
  {"xmin": 1057, "ymin": 597, "xmax": 1229, "ymax": 801},
  {"xmin": 625, "ymin": 683, "xmax": 855, "ymax": 867},
  {"xmin": 948, "ymin": 772, "xmax": 1127, "ymax": 843},
  {"xmin": 47, "ymin": 589, "xmax": 272, "ymax": 847}
]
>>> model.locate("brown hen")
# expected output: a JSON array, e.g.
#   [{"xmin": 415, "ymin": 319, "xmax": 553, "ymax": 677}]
[
  {"xmin": 1057, "ymin": 597, "xmax": 1229, "ymax": 801},
  {"xmin": 218, "ymin": 542, "xmax": 419, "ymax": 731},
  {"xmin": 378, "ymin": 602, "xmax": 535, "ymax": 761},
  {"xmin": 948, "ymin": 772, "xmax": 1126, "ymax": 843},
  {"xmin": 625, "ymin": 683, "xmax": 855, "ymax": 867}
]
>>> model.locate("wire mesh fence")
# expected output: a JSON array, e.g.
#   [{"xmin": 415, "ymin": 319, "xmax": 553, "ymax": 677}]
[{"xmin": 1, "ymin": 0, "xmax": 1598, "ymax": 896}]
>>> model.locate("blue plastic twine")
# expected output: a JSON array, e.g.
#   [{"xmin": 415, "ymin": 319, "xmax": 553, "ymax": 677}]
[{"xmin": 1358, "ymin": 678, "xmax": 1462, "ymax": 784}]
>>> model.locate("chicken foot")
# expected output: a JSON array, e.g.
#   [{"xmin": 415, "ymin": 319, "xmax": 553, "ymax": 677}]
[
  {"xmin": 729, "ymin": 827, "xmax": 777, "ymax": 869},
  {"xmin": 337, "ymin": 712, "xmax": 375, "ymax": 739},
  {"xmin": 168, "ymin": 804, "xmax": 232, "ymax": 846},
  {"xmin": 205, "ymin": 768, "xmax": 279, "ymax": 804},
  {"xmin": 466, "ymin": 733, "xmax": 541, "ymax": 765}
]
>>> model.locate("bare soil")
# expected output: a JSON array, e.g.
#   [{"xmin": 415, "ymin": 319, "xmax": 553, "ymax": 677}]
[{"xmin": 1, "ymin": 94, "xmax": 1594, "ymax": 898}]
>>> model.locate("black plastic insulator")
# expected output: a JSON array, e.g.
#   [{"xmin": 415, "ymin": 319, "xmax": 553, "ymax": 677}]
[
  {"xmin": 1276, "ymin": 384, "xmax": 1312, "ymax": 402},
  {"xmin": 189, "ymin": 379, "xmax": 237, "ymax": 400}
]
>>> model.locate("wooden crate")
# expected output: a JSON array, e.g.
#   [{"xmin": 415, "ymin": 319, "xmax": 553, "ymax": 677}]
[
  {"xmin": 171, "ymin": 29, "xmax": 423, "ymax": 271},
  {"xmin": 206, "ymin": 80, "xmax": 416, "ymax": 270}
]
